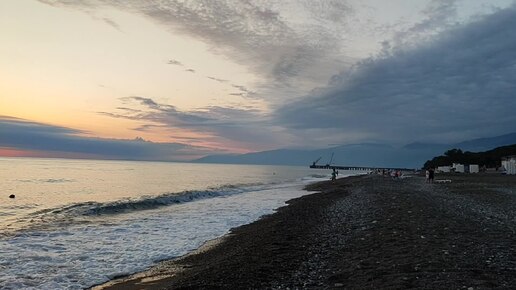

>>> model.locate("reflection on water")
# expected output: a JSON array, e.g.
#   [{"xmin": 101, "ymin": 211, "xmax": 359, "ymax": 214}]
[{"xmin": 0, "ymin": 157, "xmax": 324, "ymax": 232}]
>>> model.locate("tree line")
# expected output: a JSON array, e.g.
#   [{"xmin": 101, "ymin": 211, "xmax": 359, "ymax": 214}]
[{"xmin": 423, "ymin": 144, "xmax": 516, "ymax": 169}]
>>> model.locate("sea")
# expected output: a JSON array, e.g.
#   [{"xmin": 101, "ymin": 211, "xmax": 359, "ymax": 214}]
[{"xmin": 0, "ymin": 157, "xmax": 361, "ymax": 289}]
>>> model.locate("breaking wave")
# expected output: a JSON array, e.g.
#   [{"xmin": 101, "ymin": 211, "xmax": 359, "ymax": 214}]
[{"xmin": 32, "ymin": 182, "xmax": 273, "ymax": 218}]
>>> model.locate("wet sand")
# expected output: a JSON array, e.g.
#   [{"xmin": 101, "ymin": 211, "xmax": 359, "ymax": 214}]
[{"xmin": 95, "ymin": 173, "xmax": 516, "ymax": 289}]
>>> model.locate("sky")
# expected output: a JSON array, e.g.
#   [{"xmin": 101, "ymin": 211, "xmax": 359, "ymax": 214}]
[{"xmin": 1, "ymin": 0, "xmax": 515, "ymax": 161}]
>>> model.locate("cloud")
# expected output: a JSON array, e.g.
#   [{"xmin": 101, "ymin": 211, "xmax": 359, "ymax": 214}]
[
  {"xmin": 116, "ymin": 107, "xmax": 143, "ymax": 113},
  {"xmin": 132, "ymin": 124, "xmax": 166, "ymax": 132},
  {"xmin": 206, "ymin": 76, "xmax": 228, "ymax": 83},
  {"xmin": 42, "ymin": 0, "xmax": 509, "ymax": 107},
  {"xmin": 40, "ymin": 1, "xmax": 514, "ymax": 100},
  {"xmin": 276, "ymin": 5, "xmax": 516, "ymax": 144},
  {"xmin": 229, "ymin": 84, "xmax": 259, "ymax": 99},
  {"xmin": 0, "ymin": 116, "xmax": 218, "ymax": 161},
  {"xmin": 99, "ymin": 97, "xmax": 291, "ymax": 151},
  {"xmin": 36, "ymin": 0, "xmax": 516, "ymax": 151},
  {"xmin": 111, "ymin": 97, "xmax": 259, "ymax": 127},
  {"xmin": 231, "ymin": 84, "xmax": 249, "ymax": 92},
  {"xmin": 123, "ymin": 96, "xmax": 159, "ymax": 108},
  {"xmin": 0, "ymin": 116, "xmax": 83, "ymax": 135},
  {"xmin": 391, "ymin": 0, "xmax": 460, "ymax": 48},
  {"xmin": 102, "ymin": 17, "xmax": 122, "ymax": 31},
  {"xmin": 37, "ymin": 0, "xmax": 359, "ymax": 101},
  {"xmin": 167, "ymin": 59, "xmax": 183, "ymax": 66}
]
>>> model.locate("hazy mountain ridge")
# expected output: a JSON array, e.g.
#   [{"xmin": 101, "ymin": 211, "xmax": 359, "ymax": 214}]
[
  {"xmin": 455, "ymin": 132, "xmax": 516, "ymax": 151},
  {"xmin": 194, "ymin": 132, "xmax": 516, "ymax": 168}
]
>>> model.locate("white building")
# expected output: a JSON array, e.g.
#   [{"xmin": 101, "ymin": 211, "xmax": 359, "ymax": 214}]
[
  {"xmin": 452, "ymin": 163, "xmax": 465, "ymax": 173},
  {"xmin": 502, "ymin": 156, "xmax": 516, "ymax": 175},
  {"xmin": 437, "ymin": 166, "xmax": 451, "ymax": 173},
  {"xmin": 469, "ymin": 164, "xmax": 479, "ymax": 173}
]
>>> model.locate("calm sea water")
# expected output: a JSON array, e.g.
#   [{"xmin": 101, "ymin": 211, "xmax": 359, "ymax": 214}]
[{"xmin": 0, "ymin": 157, "xmax": 358, "ymax": 289}]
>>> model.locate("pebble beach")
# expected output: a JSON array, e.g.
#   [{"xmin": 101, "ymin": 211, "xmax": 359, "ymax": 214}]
[{"xmin": 96, "ymin": 173, "xmax": 516, "ymax": 289}]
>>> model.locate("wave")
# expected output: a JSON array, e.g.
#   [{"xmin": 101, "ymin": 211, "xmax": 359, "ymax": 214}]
[
  {"xmin": 307, "ymin": 174, "xmax": 329, "ymax": 178},
  {"xmin": 5, "ymin": 175, "xmax": 332, "ymax": 236},
  {"xmin": 0, "ymin": 182, "xmax": 282, "ymax": 237},
  {"xmin": 31, "ymin": 182, "xmax": 273, "ymax": 218}
]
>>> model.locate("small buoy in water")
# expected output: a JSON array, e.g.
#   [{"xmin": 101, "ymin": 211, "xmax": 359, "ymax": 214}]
[{"xmin": 9, "ymin": 194, "xmax": 15, "ymax": 199}]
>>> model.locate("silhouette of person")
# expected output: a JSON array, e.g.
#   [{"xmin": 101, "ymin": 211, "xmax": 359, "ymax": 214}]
[{"xmin": 428, "ymin": 168, "xmax": 435, "ymax": 183}]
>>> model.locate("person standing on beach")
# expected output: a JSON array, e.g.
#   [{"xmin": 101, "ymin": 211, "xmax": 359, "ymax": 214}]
[
  {"xmin": 425, "ymin": 169, "xmax": 430, "ymax": 183},
  {"xmin": 428, "ymin": 168, "xmax": 435, "ymax": 183}
]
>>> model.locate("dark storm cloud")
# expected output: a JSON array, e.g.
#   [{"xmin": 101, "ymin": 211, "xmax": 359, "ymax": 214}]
[
  {"xmin": 0, "ymin": 116, "xmax": 216, "ymax": 160},
  {"xmin": 277, "ymin": 6, "xmax": 516, "ymax": 144}
]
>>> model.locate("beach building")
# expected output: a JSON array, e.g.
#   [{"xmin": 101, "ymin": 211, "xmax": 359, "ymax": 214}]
[
  {"xmin": 440, "ymin": 163, "xmax": 479, "ymax": 173},
  {"xmin": 437, "ymin": 166, "xmax": 451, "ymax": 173},
  {"xmin": 452, "ymin": 163, "xmax": 465, "ymax": 173},
  {"xmin": 502, "ymin": 156, "xmax": 516, "ymax": 175}
]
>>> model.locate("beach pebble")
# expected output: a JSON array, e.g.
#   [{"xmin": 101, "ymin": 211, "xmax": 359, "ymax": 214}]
[{"xmin": 9, "ymin": 194, "xmax": 15, "ymax": 199}]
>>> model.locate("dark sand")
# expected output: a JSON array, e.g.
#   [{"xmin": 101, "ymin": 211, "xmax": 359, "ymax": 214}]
[{"xmin": 95, "ymin": 174, "xmax": 516, "ymax": 289}]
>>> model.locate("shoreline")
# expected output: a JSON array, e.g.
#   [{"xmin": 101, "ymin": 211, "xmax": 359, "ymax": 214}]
[
  {"xmin": 91, "ymin": 174, "xmax": 348, "ymax": 290},
  {"xmin": 94, "ymin": 173, "xmax": 516, "ymax": 289},
  {"xmin": 91, "ymin": 236, "xmax": 229, "ymax": 290}
]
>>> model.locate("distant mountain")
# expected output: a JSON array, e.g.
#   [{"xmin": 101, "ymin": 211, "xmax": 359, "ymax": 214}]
[
  {"xmin": 193, "ymin": 132, "xmax": 516, "ymax": 168},
  {"xmin": 402, "ymin": 142, "xmax": 448, "ymax": 151},
  {"xmin": 454, "ymin": 132, "xmax": 516, "ymax": 151},
  {"xmin": 402, "ymin": 132, "xmax": 516, "ymax": 152},
  {"xmin": 195, "ymin": 143, "xmax": 439, "ymax": 168},
  {"xmin": 194, "ymin": 149, "xmax": 310, "ymax": 166}
]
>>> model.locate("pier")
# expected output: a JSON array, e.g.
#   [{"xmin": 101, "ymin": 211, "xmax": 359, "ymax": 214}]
[
  {"xmin": 309, "ymin": 164, "xmax": 414, "ymax": 171},
  {"xmin": 309, "ymin": 153, "xmax": 414, "ymax": 172}
]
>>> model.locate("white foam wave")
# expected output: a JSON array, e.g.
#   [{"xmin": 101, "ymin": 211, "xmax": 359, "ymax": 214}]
[{"xmin": 0, "ymin": 183, "xmax": 309, "ymax": 290}]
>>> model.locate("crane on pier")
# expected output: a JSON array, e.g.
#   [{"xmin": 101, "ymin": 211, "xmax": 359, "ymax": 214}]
[
  {"xmin": 312, "ymin": 156, "xmax": 322, "ymax": 167},
  {"xmin": 325, "ymin": 152, "xmax": 334, "ymax": 167}
]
